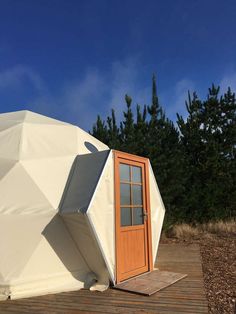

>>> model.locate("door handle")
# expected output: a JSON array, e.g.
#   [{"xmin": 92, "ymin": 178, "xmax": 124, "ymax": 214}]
[{"xmin": 142, "ymin": 211, "xmax": 148, "ymax": 220}]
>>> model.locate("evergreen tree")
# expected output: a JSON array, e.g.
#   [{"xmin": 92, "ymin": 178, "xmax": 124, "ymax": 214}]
[
  {"xmin": 177, "ymin": 91, "xmax": 204, "ymax": 221},
  {"xmin": 92, "ymin": 115, "xmax": 108, "ymax": 145},
  {"xmin": 177, "ymin": 85, "xmax": 236, "ymax": 221},
  {"xmin": 221, "ymin": 88, "xmax": 236, "ymax": 218},
  {"xmin": 120, "ymin": 94, "xmax": 136, "ymax": 152},
  {"xmin": 107, "ymin": 109, "xmax": 120, "ymax": 149},
  {"xmin": 148, "ymin": 74, "xmax": 162, "ymax": 123},
  {"xmin": 146, "ymin": 75, "xmax": 186, "ymax": 223},
  {"xmin": 146, "ymin": 74, "xmax": 163, "ymax": 173},
  {"xmin": 133, "ymin": 104, "xmax": 148, "ymax": 156}
]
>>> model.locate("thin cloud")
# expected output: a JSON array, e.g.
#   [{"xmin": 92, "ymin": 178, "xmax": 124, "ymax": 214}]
[
  {"xmin": 109, "ymin": 57, "xmax": 139, "ymax": 110},
  {"xmin": 0, "ymin": 61, "xmax": 200, "ymax": 130},
  {"xmin": 0, "ymin": 63, "xmax": 192, "ymax": 128},
  {"xmin": 54, "ymin": 57, "xmax": 151, "ymax": 128},
  {"xmin": 220, "ymin": 72, "xmax": 236, "ymax": 93},
  {"xmin": 108, "ymin": 57, "xmax": 150, "ymax": 121},
  {"xmin": 0, "ymin": 65, "xmax": 44, "ymax": 91},
  {"xmin": 161, "ymin": 78, "xmax": 195, "ymax": 121},
  {"xmin": 29, "ymin": 58, "xmax": 149, "ymax": 130},
  {"xmin": 61, "ymin": 68, "xmax": 107, "ymax": 128}
]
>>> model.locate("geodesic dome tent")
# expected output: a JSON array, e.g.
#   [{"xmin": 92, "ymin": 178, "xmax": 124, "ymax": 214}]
[{"xmin": 0, "ymin": 110, "xmax": 165, "ymax": 300}]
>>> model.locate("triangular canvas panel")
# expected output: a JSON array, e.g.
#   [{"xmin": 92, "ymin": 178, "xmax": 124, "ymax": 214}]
[
  {"xmin": 24, "ymin": 111, "xmax": 69, "ymax": 126},
  {"xmin": 0, "ymin": 163, "xmax": 54, "ymax": 214},
  {"xmin": 22, "ymin": 156, "xmax": 76, "ymax": 209},
  {"xmin": 60, "ymin": 150, "xmax": 109, "ymax": 214},
  {"xmin": 0, "ymin": 120, "xmax": 21, "ymax": 133},
  {"xmin": 0, "ymin": 124, "xmax": 23, "ymax": 160},
  {"xmin": 0, "ymin": 111, "xmax": 27, "ymax": 123},
  {"xmin": 0, "ymin": 212, "xmax": 54, "ymax": 283},
  {"xmin": 149, "ymin": 162, "xmax": 165, "ymax": 263},
  {"xmin": 20, "ymin": 123, "xmax": 78, "ymax": 159},
  {"xmin": 61, "ymin": 213, "xmax": 110, "ymax": 291},
  {"xmin": 0, "ymin": 158, "xmax": 17, "ymax": 181},
  {"xmin": 18, "ymin": 214, "xmax": 90, "ymax": 282},
  {"xmin": 87, "ymin": 150, "xmax": 115, "ymax": 281}
]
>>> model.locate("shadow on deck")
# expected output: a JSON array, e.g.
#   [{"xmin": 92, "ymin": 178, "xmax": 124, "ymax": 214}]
[{"xmin": 0, "ymin": 244, "xmax": 208, "ymax": 314}]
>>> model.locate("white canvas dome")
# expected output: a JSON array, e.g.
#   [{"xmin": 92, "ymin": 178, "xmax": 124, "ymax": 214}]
[
  {"xmin": 0, "ymin": 110, "xmax": 165, "ymax": 301},
  {"xmin": 0, "ymin": 110, "xmax": 109, "ymax": 300}
]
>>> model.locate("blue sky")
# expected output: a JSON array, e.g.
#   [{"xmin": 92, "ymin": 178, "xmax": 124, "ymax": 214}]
[{"xmin": 0, "ymin": 0, "xmax": 236, "ymax": 130}]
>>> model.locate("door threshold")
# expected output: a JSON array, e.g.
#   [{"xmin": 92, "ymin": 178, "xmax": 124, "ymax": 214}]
[
  {"xmin": 113, "ymin": 269, "xmax": 187, "ymax": 296},
  {"xmin": 114, "ymin": 268, "xmax": 158, "ymax": 286}
]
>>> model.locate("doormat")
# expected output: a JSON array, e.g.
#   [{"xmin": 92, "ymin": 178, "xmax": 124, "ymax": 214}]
[{"xmin": 113, "ymin": 270, "xmax": 187, "ymax": 296}]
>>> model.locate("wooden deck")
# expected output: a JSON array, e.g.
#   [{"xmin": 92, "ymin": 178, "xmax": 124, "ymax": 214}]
[{"xmin": 0, "ymin": 244, "xmax": 208, "ymax": 314}]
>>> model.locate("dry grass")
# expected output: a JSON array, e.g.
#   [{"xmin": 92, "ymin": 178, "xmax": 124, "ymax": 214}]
[
  {"xmin": 164, "ymin": 219, "xmax": 236, "ymax": 240},
  {"xmin": 167, "ymin": 223, "xmax": 199, "ymax": 240},
  {"xmin": 201, "ymin": 220, "xmax": 236, "ymax": 236}
]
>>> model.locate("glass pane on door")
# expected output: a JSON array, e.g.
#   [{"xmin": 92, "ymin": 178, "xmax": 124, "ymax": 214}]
[
  {"xmin": 121, "ymin": 207, "xmax": 132, "ymax": 226},
  {"xmin": 132, "ymin": 185, "xmax": 143, "ymax": 205},
  {"xmin": 120, "ymin": 164, "xmax": 130, "ymax": 181},
  {"xmin": 133, "ymin": 207, "xmax": 144, "ymax": 225},
  {"xmin": 132, "ymin": 166, "xmax": 142, "ymax": 183},
  {"xmin": 120, "ymin": 183, "xmax": 131, "ymax": 205}
]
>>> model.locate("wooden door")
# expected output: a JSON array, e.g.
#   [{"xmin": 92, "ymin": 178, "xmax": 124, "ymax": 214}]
[{"xmin": 114, "ymin": 151, "xmax": 153, "ymax": 283}]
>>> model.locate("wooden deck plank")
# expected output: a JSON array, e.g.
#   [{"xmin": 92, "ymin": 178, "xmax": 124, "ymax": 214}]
[{"xmin": 0, "ymin": 244, "xmax": 208, "ymax": 313}]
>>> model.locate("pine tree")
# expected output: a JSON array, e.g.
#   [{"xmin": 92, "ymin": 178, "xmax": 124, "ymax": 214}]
[
  {"xmin": 120, "ymin": 94, "xmax": 136, "ymax": 153},
  {"xmin": 107, "ymin": 109, "xmax": 120, "ymax": 149},
  {"xmin": 133, "ymin": 104, "xmax": 148, "ymax": 156},
  {"xmin": 177, "ymin": 91, "xmax": 204, "ymax": 221},
  {"xmin": 146, "ymin": 75, "xmax": 186, "ymax": 223},
  {"xmin": 92, "ymin": 115, "xmax": 108, "ymax": 145},
  {"xmin": 177, "ymin": 85, "xmax": 236, "ymax": 222},
  {"xmin": 221, "ymin": 88, "xmax": 236, "ymax": 218},
  {"xmin": 146, "ymin": 74, "xmax": 163, "ymax": 174}
]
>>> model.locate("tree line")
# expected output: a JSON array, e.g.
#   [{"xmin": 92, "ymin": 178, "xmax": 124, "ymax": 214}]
[{"xmin": 91, "ymin": 75, "xmax": 236, "ymax": 225}]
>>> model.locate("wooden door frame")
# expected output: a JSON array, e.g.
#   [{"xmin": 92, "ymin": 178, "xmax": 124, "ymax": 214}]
[{"xmin": 114, "ymin": 150, "xmax": 153, "ymax": 284}]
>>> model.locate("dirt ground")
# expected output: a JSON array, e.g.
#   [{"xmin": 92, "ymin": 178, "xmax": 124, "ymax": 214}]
[{"xmin": 161, "ymin": 234, "xmax": 236, "ymax": 314}]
